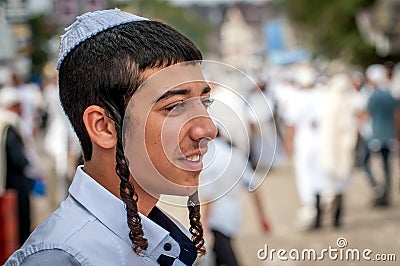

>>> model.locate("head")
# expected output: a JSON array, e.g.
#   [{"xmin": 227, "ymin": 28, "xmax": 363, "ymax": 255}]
[
  {"xmin": 365, "ymin": 64, "xmax": 387, "ymax": 89},
  {"xmin": 58, "ymin": 9, "xmax": 216, "ymax": 255},
  {"xmin": 294, "ymin": 64, "xmax": 317, "ymax": 89}
]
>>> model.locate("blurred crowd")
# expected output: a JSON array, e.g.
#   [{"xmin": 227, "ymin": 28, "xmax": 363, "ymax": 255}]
[
  {"xmin": 266, "ymin": 61, "xmax": 399, "ymax": 231},
  {"xmin": 0, "ymin": 66, "xmax": 81, "ymax": 248}
]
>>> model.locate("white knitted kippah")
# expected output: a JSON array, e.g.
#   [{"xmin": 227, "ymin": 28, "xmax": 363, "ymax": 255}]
[{"xmin": 57, "ymin": 8, "xmax": 148, "ymax": 70}]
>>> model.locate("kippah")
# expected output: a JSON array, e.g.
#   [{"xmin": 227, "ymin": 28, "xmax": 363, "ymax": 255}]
[{"xmin": 57, "ymin": 8, "xmax": 148, "ymax": 70}]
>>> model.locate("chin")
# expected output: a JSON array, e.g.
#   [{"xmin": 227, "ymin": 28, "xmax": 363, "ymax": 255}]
[{"xmin": 161, "ymin": 183, "xmax": 198, "ymax": 197}]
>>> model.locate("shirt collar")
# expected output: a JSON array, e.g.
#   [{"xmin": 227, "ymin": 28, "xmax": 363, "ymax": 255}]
[{"xmin": 68, "ymin": 166, "xmax": 170, "ymax": 255}]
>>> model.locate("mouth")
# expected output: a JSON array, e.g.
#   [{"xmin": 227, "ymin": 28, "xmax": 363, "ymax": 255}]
[
  {"xmin": 178, "ymin": 148, "xmax": 208, "ymax": 171},
  {"xmin": 186, "ymin": 154, "xmax": 201, "ymax": 162},
  {"xmin": 184, "ymin": 146, "xmax": 208, "ymax": 161}
]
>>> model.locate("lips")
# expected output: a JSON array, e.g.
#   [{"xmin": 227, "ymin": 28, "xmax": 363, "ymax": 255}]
[
  {"xmin": 178, "ymin": 148, "xmax": 208, "ymax": 171},
  {"xmin": 184, "ymin": 147, "xmax": 208, "ymax": 161}
]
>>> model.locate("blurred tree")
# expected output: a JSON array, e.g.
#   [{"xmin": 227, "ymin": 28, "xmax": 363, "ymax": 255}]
[
  {"xmin": 114, "ymin": 0, "xmax": 215, "ymax": 54},
  {"xmin": 27, "ymin": 14, "xmax": 58, "ymax": 81},
  {"xmin": 278, "ymin": 0, "xmax": 400, "ymax": 67}
]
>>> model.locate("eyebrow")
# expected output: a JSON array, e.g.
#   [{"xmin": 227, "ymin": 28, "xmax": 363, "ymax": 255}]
[
  {"xmin": 154, "ymin": 86, "xmax": 211, "ymax": 103},
  {"xmin": 154, "ymin": 88, "xmax": 191, "ymax": 103}
]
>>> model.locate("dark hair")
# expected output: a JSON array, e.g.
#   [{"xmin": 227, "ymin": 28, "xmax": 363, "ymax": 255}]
[{"xmin": 59, "ymin": 20, "xmax": 205, "ymax": 255}]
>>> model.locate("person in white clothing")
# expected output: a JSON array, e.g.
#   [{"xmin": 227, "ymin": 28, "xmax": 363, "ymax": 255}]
[
  {"xmin": 318, "ymin": 73, "xmax": 359, "ymax": 228},
  {"xmin": 284, "ymin": 64, "xmax": 326, "ymax": 229}
]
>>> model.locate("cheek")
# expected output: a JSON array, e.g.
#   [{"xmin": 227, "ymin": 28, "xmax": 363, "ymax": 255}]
[
  {"xmin": 145, "ymin": 116, "xmax": 180, "ymax": 163},
  {"xmin": 145, "ymin": 118, "xmax": 161, "ymax": 153},
  {"xmin": 150, "ymin": 117, "xmax": 186, "ymax": 153}
]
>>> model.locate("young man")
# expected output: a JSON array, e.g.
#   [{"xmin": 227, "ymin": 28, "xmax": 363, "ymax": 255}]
[{"xmin": 5, "ymin": 9, "xmax": 217, "ymax": 265}]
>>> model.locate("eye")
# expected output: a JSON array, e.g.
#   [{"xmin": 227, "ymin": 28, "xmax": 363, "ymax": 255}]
[
  {"xmin": 164, "ymin": 101, "xmax": 186, "ymax": 115},
  {"xmin": 201, "ymin": 97, "xmax": 214, "ymax": 109}
]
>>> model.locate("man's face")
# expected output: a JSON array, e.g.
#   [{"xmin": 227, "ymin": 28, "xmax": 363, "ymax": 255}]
[{"xmin": 124, "ymin": 62, "xmax": 217, "ymax": 197}]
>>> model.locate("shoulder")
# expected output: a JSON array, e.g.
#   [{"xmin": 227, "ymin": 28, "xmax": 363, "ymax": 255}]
[
  {"xmin": 20, "ymin": 249, "xmax": 82, "ymax": 266},
  {"xmin": 26, "ymin": 196, "xmax": 96, "ymax": 243},
  {"xmin": 9, "ymin": 195, "xmax": 145, "ymax": 265},
  {"xmin": 5, "ymin": 246, "xmax": 88, "ymax": 266},
  {"xmin": 5, "ymin": 197, "xmax": 95, "ymax": 265}
]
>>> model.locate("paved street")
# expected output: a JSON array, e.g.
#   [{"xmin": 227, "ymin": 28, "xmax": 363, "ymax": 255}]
[{"xmin": 234, "ymin": 160, "xmax": 399, "ymax": 266}]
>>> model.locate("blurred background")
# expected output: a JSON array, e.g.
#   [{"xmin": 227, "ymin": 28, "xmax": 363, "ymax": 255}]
[{"xmin": 0, "ymin": 0, "xmax": 399, "ymax": 265}]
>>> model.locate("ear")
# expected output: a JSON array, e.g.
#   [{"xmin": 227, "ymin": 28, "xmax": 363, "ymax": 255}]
[{"xmin": 83, "ymin": 105, "xmax": 117, "ymax": 149}]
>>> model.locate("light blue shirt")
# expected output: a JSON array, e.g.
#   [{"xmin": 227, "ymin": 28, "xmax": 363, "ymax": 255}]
[{"xmin": 5, "ymin": 167, "xmax": 191, "ymax": 265}]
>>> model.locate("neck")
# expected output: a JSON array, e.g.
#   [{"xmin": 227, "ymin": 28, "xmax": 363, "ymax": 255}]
[
  {"xmin": 130, "ymin": 176, "xmax": 159, "ymax": 216},
  {"xmin": 83, "ymin": 155, "xmax": 159, "ymax": 216}
]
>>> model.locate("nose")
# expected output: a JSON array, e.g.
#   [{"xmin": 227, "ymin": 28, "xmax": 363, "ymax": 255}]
[
  {"xmin": 189, "ymin": 115, "xmax": 217, "ymax": 142},
  {"xmin": 188, "ymin": 102, "xmax": 217, "ymax": 142}
]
